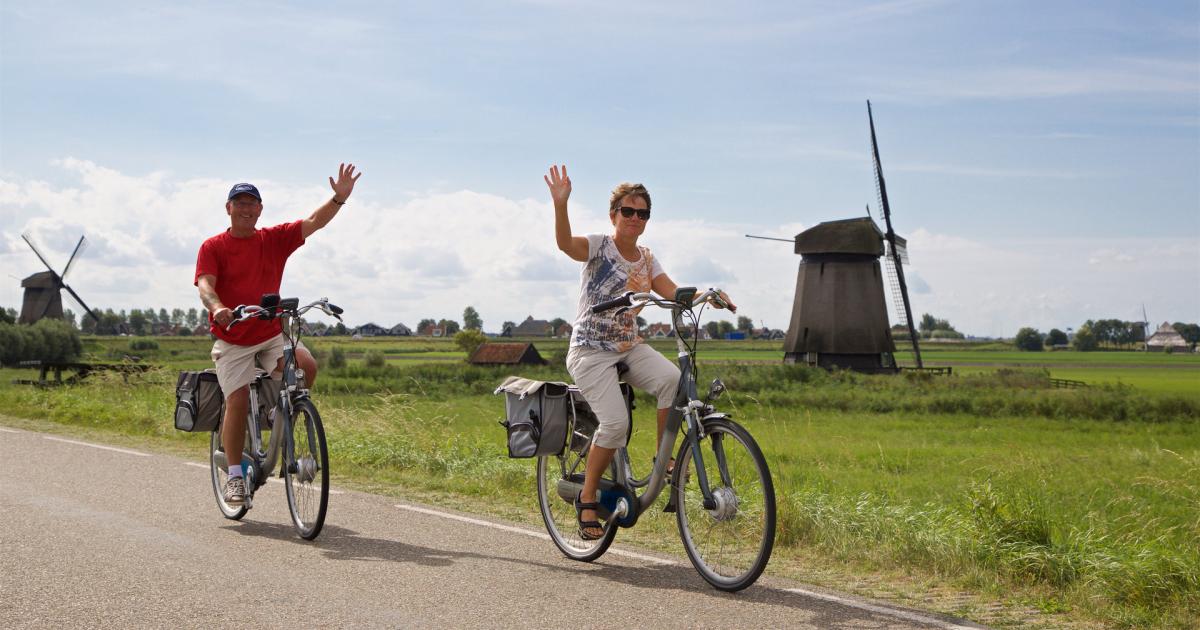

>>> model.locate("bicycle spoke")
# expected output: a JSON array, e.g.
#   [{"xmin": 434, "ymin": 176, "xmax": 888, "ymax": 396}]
[{"xmin": 675, "ymin": 419, "xmax": 776, "ymax": 591}]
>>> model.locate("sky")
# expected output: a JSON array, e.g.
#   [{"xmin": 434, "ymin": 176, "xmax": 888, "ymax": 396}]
[{"xmin": 1, "ymin": 0, "xmax": 1197, "ymax": 337}]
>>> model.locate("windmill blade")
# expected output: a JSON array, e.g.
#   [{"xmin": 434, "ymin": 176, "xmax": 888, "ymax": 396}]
[
  {"xmin": 62, "ymin": 235, "xmax": 88, "ymax": 280},
  {"xmin": 868, "ymin": 100, "xmax": 922, "ymax": 368},
  {"xmin": 62, "ymin": 283, "xmax": 100, "ymax": 322},
  {"xmin": 21, "ymin": 232, "xmax": 61, "ymax": 278}
]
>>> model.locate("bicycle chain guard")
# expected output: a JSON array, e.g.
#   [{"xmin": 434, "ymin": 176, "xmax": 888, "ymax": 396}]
[{"xmin": 599, "ymin": 484, "xmax": 640, "ymax": 528}]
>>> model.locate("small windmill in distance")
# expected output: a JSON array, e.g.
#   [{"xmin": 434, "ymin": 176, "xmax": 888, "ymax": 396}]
[{"xmin": 18, "ymin": 233, "xmax": 100, "ymax": 325}]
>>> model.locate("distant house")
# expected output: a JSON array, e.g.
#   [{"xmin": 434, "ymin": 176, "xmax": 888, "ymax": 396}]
[
  {"xmin": 513, "ymin": 316, "xmax": 553, "ymax": 337},
  {"xmin": 752, "ymin": 327, "xmax": 785, "ymax": 340},
  {"xmin": 356, "ymin": 322, "xmax": 388, "ymax": 337},
  {"xmin": 191, "ymin": 324, "xmax": 210, "ymax": 336},
  {"xmin": 152, "ymin": 322, "xmax": 178, "ymax": 336},
  {"xmin": 467, "ymin": 342, "xmax": 547, "ymax": 366},
  {"xmin": 389, "ymin": 323, "xmax": 413, "ymax": 336},
  {"xmin": 1146, "ymin": 322, "xmax": 1189, "ymax": 352},
  {"xmin": 556, "ymin": 323, "xmax": 573, "ymax": 338},
  {"xmin": 419, "ymin": 324, "xmax": 445, "ymax": 337},
  {"xmin": 645, "ymin": 323, "xmax": 672, "ymax": 338}
]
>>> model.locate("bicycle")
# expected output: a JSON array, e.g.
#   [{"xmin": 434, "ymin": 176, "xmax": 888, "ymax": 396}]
[
  {"xmin": 536, "ymin": 287, "xmax": 776, "ymax": 592},
  {"xmin": 210, "ymin": 294, "xmax": 343, "ymax": 540}
]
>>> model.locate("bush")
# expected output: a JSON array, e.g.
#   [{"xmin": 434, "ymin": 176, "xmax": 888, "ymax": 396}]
[
  {"xmin": 0, "ymin": 320, "xmax": 82, "ymax": 364},
  {"xmin": 130, "ymin": 339, "xmax": 159, "ymax": 351},
  {"xmin": 454, "ymin": 329, "xmax": 487, "ymax": 357},
  {"xmin": 362, "ymin": 349, "xmax": 386, "ymax": 368},
  {"xmin": 329, "ymin": 346, "xmax": 346, "ymax": 369},
  {"xmin": 1014, "ymin": 327, "xmax": 1044, "ymax": 352}
]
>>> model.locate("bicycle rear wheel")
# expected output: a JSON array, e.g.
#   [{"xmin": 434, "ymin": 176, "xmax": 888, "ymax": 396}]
[
  {"xmin": 674, "ymin": 418, "xmax": 776, "ymax": 592},
  {"xmin": 537, "ymin": 450, "xmax": 618, "ymax": 562},
  {"xmin": 283, "ymin": 399, "xmax": 329, "ymax": 540},
  {"xmin": 210, "ymin": 430, "xmax": 247, "ymax": 520}
]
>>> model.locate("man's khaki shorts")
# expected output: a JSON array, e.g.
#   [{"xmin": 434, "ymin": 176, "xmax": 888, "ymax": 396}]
[{"xmin": 210, "ymin": 335, "xmax": 306, "ymax": 399}]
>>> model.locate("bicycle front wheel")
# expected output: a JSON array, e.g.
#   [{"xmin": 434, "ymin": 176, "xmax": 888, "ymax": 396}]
[
  {"xmin": 674, "ymin": 418, "xmax": 776, "ymax": 592},
  {"xmin": 210, "ymin": 430, "xmax": 248, "ymax": 520},
  {"xmin": 283, "ymin": 399, "xmax": 329, "ymax": 540},
  {"xmin": 537, "ymin": 452, "xmax": 618, "ymax": 561}
]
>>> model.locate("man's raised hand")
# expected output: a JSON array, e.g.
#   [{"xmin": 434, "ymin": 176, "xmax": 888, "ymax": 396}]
[
  {"xmin": 329, "ymin": 163, "xmax": 362, "ymax": 202},
  {"xmin": 544, "ymin": 164, "xmax": 571, "ymax": 207}
]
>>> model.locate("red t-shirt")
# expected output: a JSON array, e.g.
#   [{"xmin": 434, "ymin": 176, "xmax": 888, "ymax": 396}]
[{"xmin": 194, "ymin": 220, "xmax": 306, "ymax": 345}]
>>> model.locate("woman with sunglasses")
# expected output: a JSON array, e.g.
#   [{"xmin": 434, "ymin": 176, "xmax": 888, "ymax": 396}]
[{"xmin": 544, "ymin": 164, "xmax": 735, "ymax": 540}]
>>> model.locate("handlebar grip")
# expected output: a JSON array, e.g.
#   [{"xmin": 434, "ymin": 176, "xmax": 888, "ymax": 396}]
[
  {"xmin": 591, "ymin": 292, "xmax": 634, "ymax": 314},
  {"xmin": 329, "ymin": 303, "xmax": 344, "ymax": 315}
]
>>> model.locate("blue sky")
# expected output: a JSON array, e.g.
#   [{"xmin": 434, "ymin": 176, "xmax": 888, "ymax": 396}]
[{"xmin": 1, "ymin": 1, "xmax": 1197, "ymax": 336}]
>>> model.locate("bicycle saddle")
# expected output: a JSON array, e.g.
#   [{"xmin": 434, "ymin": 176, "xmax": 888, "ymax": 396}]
[{"xmin": 615, "ymin": 361, "xmax": 630, "ymax": 376}]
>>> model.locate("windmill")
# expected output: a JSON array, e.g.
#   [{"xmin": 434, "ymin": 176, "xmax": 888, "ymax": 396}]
[
  {"xmin": 749, "ymin": 101, "xmax": 924, "ymax": 372},
  {"xmin": 869, "ymin": 100, "xmax": 923, "ymax": 368},
  {"xmin": 18, "ymin": 233, "xmax": 100, "ymax": 325}
]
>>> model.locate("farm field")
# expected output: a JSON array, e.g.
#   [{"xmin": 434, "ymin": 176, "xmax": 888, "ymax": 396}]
[{"xmin": 2, "ymin": 335, "xmax": 1198, "ymax": 628}]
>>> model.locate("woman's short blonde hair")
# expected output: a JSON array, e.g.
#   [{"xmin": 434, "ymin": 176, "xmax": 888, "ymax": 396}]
[{"xmin": 609, "ymin": 182, "xmax": 652, "ymax": 214}]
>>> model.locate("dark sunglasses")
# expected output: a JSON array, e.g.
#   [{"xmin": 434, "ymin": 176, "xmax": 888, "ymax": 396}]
[{"xmin": 618, "ymin": 206, "xmax": 651, "ymax": 220}]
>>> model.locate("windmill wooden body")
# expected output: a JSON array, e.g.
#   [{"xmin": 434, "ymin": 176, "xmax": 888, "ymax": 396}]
[
  {"xmin": 17, "ymin": 234, "xmax": 100, "ymax": 325},
  {"xmin": 782, "ymin": 217, "xmax": 898, "ymax": 372}
]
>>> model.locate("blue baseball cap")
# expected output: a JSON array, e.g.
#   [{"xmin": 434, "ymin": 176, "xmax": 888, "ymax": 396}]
[{"xmin": 227, "ymin": 183, "xmax": 262, "ymax": 201}]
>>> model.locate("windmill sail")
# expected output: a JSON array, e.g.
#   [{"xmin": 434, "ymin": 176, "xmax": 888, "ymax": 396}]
[{"xmin": 868, "ymin": 100, "xmax": 922, "ymax": 368}]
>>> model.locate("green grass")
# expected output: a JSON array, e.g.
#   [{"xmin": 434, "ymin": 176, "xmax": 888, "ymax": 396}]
[{"xmin": 3, "ymin": 335, "xmax": 1199, "ymax": 627}]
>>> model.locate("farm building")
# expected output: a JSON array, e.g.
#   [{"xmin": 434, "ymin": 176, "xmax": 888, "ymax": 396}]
[
  {"xmin": 1146, "ymin": 322, "xmax": 1189, "ymax": 352},
  {"xmin": 513, "ymin": 316, "xmax": 553, "ymax": 337},
  {"xmin": 355, "ymin": 322, "xmax": 388, "ymax": 337},
  {"xmin": 389, "ymin": 323, "xmax": 413, "ymax": 336},
  {"xmin": 467, "ymin": 342, "xmax": 547, "ymax": 366}
]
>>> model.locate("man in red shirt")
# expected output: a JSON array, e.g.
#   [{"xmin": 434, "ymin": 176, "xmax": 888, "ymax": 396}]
[{"xmin": 195, "ymin": 163, "xmax": 361, "ymax": 505}]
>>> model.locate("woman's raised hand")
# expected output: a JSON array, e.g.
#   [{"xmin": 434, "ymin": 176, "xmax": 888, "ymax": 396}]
[{"xmin": 544, "ymin": 164, "xmax": 572, "ymax": 207}]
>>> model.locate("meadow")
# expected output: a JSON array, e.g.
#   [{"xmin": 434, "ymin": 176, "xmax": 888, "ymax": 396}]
[{"xmin": 1, "ymin": 335, "xmax": 1197, "ymax": 628}]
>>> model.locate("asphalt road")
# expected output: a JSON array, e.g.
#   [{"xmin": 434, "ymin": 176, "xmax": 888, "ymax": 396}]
[{"xmin": 0, "ymin": 426, "xmax": 984, "ymax": 629}]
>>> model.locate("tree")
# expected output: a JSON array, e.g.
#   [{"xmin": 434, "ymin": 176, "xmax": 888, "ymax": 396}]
[
  {"xmin": 1045, "ymin": 328, "xmax": 1068, "ymax": 347},
  {"xmin": 158, "ymin": 308, "xmax": 170, "ymax": 325},
  {"xmin": 63, "ymin": 309, "xmax": 78, "ymax": 330},
  {"xmin": 462, "ymin": 306, "xmax": 483, "ymax": 331},
  {"xmin": 1172, "ymin": 322, "xmax": 1200, "ymax": 346},
  {"xmin": 737, "ymin": 316, "xmax": 753, "ymax": 332},
  {"xmin": 186, "ymin": 308, "xmax": 201, "ymax": 328},
  {"xmin": 1072, "ymin": 323, "xmax": 1098, "ymax": 351},
  {"xmin": 171, "ymin": 308, "xmax": 185, "ymax": 325},
  {"xmin": 129, "ymin": 309, "xmax": 148, "ymax": 335},
  {"xmin": 548, "ymin": 317, "xmax": 567, "ymax": 330},
  {"xmin": 417, "ymin": 318, "xmax": 437, "ymax": 334},
  {"xmin": 704, "ymin": 321, "xmax": 720, "ymax": 339},
  {"xmin": 454, "ymin": 329, "xmax": 488, "ymax": 356},
  {"xmin": 1014, "ymin": 327, "xmax": 1044, "ymax": 351},
  {"xmin": 0, "ymin": 307, "xmax": 14, "ymax": 325},
  {"xmin": 636, "ymin": 316, "xmax": 646, "ymax": 330},
  {"xmin": 716, "ymin": 320, "xmax": 734, "ymax": 336},
  {"xmin": 438, "ymin": 318, "xmax": 461, "ymax": 335}
]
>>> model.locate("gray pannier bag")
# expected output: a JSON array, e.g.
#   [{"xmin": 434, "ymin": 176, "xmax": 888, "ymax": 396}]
[
  {"xmin": 174, "ymin": 369, "xmax": 224, "ymax": 432},
  {"xmin": 495, "ymin": 376, "xmax": 572, "ymax": 458}
]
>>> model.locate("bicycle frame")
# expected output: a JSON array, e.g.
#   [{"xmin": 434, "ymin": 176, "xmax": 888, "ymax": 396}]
[
  {"xmin": 556, "ymin": 289, "xmax": 729, "ymax": 522},
  {"xmin": 215, "ymin": 299, "xmax": 335, "ymax": 490}
]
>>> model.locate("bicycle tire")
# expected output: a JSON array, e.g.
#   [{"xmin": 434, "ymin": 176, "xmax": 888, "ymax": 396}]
[
  {"xmin": 210, "ymin": 430, "xmax": 248, "ymax": 520},
  {"xmin": 283, "ymin": 399, "xmax": 329, "ymax": 540},
  {"xmin": 537, "ymin": 453, "xmax": 619, "ymax": 561},
  {"xmin": 674, "ymin": 418, "xmax": 776, "ymax": 592}
]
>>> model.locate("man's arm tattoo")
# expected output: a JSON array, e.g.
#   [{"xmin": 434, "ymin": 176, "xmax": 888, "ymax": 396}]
[{"xmin": 199, "ymin": 284, "xmax": 222, "ymax": 312}]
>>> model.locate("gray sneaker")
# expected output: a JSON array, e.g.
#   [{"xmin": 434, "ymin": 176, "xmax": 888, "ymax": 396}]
[{"xmin": 224, "ymin": 476, "xmax": 247, "ymax": 505}]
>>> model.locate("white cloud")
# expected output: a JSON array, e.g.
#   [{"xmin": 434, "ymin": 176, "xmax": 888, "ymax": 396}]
[{"xmin": 1, "ymin": 162, "xmax": 1196, "ymax": 337}]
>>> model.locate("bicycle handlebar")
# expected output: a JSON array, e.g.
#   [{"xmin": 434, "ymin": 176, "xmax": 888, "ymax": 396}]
[
  {"xmin": 227, "ymin": 298, "xmax": 343, "ymax": 329},
  {"xmin": 590, "ymin": 288, "xmax": 733, "ymax": 315}
]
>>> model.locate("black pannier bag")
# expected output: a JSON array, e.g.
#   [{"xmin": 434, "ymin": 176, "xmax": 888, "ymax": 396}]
[
  {"xmin": 255, "ymin": 374, "xmax": 284, "ymax": 427},
  {"xmin": 495, "ymin": 376, "xmax": 572, "ymax": 458},
  {"xmin": 174, "ymin": 370, "xmax": 224, "ymax": 432}
]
